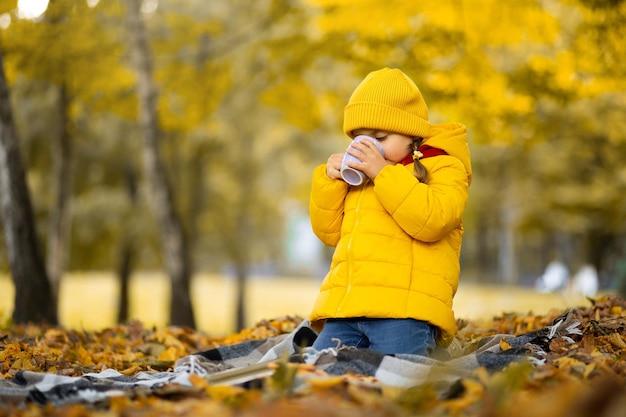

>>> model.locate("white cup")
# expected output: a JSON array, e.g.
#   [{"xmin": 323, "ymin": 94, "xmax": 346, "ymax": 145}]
[{"xmin": 340, "ymin": 135, "xmax": 385, "ymax": 186}]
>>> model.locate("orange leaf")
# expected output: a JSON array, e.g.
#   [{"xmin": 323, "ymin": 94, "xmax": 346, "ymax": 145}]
[
  {"xmin": 188, "ymin": 373, "xmax": 210, "ymax": 390},
  {"xmin": 78, "ymin": 346, "xmax": 95, "ymax": 367},
  {"xmin": 306, "ymin": 376, "xmax": 346, "ymax": 390},
  {"xmin": 608, "ymin": 333, "xmax": 626, "ymax": 349},
  {"xmin": 499, "ymin": 338, "xmax": 512, "ymax": 351},
  {"xmin": 553, "ymin": 356, "xmax": 586, "ymax": 371},
  {"xmin": 109, "ymin": 395, "xmax": 132, "ymax": 412},
  {"xmin": 582, "ymin": 363, "xmax": 596, "ymax": 379},
  {"xmin": 120, "ymin": 365, "xmax": 141, "ymax": 376},
  {"xmin": 157, "ymin": 346, "xmax": 179, "ymax": 362},
  {"xmin": 206, "ymin": 385, "xmax": 247, "ymax": 401}
]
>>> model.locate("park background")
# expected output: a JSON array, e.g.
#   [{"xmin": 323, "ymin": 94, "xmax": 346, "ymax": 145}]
[
  {"xmin": 0, "ymin": 0, "xmax": 625, "ymax": 335},
  {"xmin": 0, "ymin": 272, "xmax": 605, "ymax": 335}
]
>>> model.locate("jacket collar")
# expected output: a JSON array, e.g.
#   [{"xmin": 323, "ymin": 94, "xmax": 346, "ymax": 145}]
[{"xmin": 400, "ymin": 145, "xmax": 448, "ymax": 166}]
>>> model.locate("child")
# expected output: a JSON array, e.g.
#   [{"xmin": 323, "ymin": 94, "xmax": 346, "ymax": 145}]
[{"xmin": 308, "ymin": 68, "xmax": 472, "ymax": 356}]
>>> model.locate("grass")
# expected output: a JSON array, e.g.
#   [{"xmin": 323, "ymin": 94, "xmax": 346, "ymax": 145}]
[{"xmin": 0, "ymin": 272, "xmax": 602, "ymax": 336}]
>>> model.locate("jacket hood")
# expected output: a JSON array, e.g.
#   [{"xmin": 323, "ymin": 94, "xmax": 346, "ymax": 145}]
[{"xmin": 424, "ymin": 122, "xmax": 472, "ymax": 185}]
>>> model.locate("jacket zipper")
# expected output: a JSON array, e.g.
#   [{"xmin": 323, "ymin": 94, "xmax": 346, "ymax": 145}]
[{"xmin": 339, "ymin": 187, "xmax": 365, "ymax": 313}]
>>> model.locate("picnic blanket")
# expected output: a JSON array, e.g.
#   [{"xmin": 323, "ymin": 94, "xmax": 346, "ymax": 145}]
[{"xmin": 0, "ymin": 311, "xmax": 581, "ymax": 407}]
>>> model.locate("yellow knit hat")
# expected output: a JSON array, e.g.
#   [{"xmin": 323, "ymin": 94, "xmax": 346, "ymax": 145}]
[{"xmin": 343, "ymin": 68, "xmax": 431, "ymax": 139}]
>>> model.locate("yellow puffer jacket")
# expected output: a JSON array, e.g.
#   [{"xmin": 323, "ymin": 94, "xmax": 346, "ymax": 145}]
[{"xmin": 308, "ymin": 123, "xmax": 472, "ymax": 347}]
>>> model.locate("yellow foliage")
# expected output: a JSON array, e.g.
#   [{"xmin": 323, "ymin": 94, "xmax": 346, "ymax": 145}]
[
  {"xmin": 77, "ymin": 346, "xmax": 95, "ymax": 367},
  {"xmin": 109, "ymin": 396, "xmax": 132, "ymax": 413},
  {"xmin": 445, "ymin": 0, "xmax": 559, "ymax": 45},
  {"xmin": 260, "ymin": 75, "xmax": 321, "ymax": 131},
  {"xmin": 307, "ymin": 0, "xmax": 559, "ymax": 46},
  {"xmin": 0, "ymin": 0, "xmax": 17, "ymax": 14},
  {"xmin": 305, "ymin": 0, "xmax": 419, "ymax": 38},
  {"xmin": 553, "ymin": 356, "xmax": 587, "ymax": 372},
  {"xmin": 157, "ymin": 61, "xmax": 231, "ymax": 132},
  {"xmin": 608, "ymin": 332, "xmax": 626, "ymax": 349},
  {"xmin": 0, "ymin": 341, "xmax": 20, "ymax": 361},
  {"xmin": 119, "ymin": 365, "xmax": 141, "ymax": 376},
  {"xmin": 499, "ymin": 338, "xmax": 512, "ymax": 351},
  {"xmin": 1, "ymin": 0, "xmax": 138, "ymax": 120},
  {"xmin": 206, "ymin": 384, "xmax": 247, "ymax": 400},
  {"xmin": 306, "ymin": 375, "xmax": 346, "ymax": 390},
  {"xmin": 157, "ymin": 346, "xmax": 180, "ymax": 362}
]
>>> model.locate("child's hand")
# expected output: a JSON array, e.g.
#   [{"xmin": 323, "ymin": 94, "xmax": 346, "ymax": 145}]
[
  {"xmin": 325, "ymin": 153, "xmax": 344, "ymax": 179},
  {"xmin": 345, "ymin": 140, "xmax": 388, "ymax": 180}
]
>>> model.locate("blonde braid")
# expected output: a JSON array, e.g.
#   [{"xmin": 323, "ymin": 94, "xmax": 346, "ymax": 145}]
[{"xmin": 411, "ymin": 138, "xmax": 429, "ymax": 184}]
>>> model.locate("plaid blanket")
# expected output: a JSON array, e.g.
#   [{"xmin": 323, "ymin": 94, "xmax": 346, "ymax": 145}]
[{"xmin": 0, "ymin": 311, "xmax": 580, "ymax": 407}]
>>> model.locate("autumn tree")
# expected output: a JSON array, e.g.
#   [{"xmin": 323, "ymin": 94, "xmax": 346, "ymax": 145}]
[
  {"xmin": 1, "ymin": 2, "xmax": 79, "ymax": 309},
  {"xmin": 0, "ymin": 46, "xmax": 57, "ymax": 324},
  {"xmin": 1, "ymin": 0, "xmax": 141, "ymax": 321},
  {"xmin": 125, "ymin": 0, "xmax": 195, "ymax": 327},
  {"xmin": 181, "ymin": 0, "xmax": 316, "ymax": 330}
]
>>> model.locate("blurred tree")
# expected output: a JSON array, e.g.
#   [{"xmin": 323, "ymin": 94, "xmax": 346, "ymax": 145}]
[
  {"xmin": 0, "ymin": 46, "xmax": 57, "ymax": 324},
  {"xmin": 125, "ymin": 0, "xmax": 195, "ymax": 328},
  {"xmin": 117, "ymin": 163, "xmax": 139, "ymax": 324},
  {"xmin": 1, "ymin": 0, "xmax": 137, "ymax": 318},
  {"xmin": 506, "ymin": 0, "xmax": 626, "ymax": 282},
  {"xmin": 194, "ymin": 0, "xmax": 316, "ymax": 330},
  {"xmin": 3, "ymin": 3, "xmax": 79, "ymax": 309}
]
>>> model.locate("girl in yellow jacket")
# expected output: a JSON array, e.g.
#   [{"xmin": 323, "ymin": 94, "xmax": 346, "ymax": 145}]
[{"xmin": 309, "ymin": 68, "xmax": 472, "ymax": 356}]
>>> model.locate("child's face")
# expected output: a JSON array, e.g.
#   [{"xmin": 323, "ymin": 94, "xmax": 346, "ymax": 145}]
[{"xmin": 352, "ymin": 129, "xmax": 413, "ymax": 164}]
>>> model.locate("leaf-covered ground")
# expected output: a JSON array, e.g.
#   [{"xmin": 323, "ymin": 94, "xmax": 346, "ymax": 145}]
[{"xmin": 1, "ymin": 296, "xmax": 626, "ymax": 417}]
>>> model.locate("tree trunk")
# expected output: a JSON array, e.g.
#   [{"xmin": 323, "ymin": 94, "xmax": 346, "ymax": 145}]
[
  {"xmin": 46, "ymin": 83, "xmax": 72, "ymax": 307},
  {"xmin": 0, "ymin": 48, "xmax": 57, "ymax": 325},
  {"xmin": 234, "ymin": 260, "xmax": 247, "ymax": 331},
  {"xmin": 495, "ymin": 151, "xmax": 519, "ymax": 285},
  {"xmin": 126, "ymin": 0, "xmax": 195, "ymax": 328},
  {"xmin": 116, "ymin": 237, "xmax": 132, "ymax": 324},
  {"xmin": 117, "ymin": 164, "xmax": 138, "ymax": 324},
  {"xmin": 226, "ymin": 144, "xmax": 256, "ymax": 331},
  {"xmin": 498, "ymin": 204, "xmax": 518, "ymax": 285}
]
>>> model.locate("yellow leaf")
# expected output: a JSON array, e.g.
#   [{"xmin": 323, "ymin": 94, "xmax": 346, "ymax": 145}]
[
  {"xmin": 78, "ymin": 346, "xmax": 94, "ymax": 367},
  {"xmin": 109, "ymin": 396, "xmax": 132, "ymax": 412},
  {"xmin": 188, "ymin": 373, "xmax": 210, "ymax": 390},
  {"xmin": 553, "ymin": 357, "xmax": 586, "ymax": 371},
  {"xmin": 44, "ymin": 328, "xmax": 67, "ymax": 343},
  {"xmin": 206, "ymin": 385, "xmax": 247, "ymax": 401},
  {"xmin": 608, "ymin": 333, "xmax": 626, "ymax": 349},
  {"xmin": 11, "ymin": 356, "xmax": 37, "ymax": 371},
  {"xmin": 0, "ymin": 342, "xmax": 21, "ymax": 361},
  {"xmin": 582, "ymin": 363, "xmax": 596, "ymax": 379},
  {"xmin": 119, "ymin": 365, "xmax": 141, "ymax": 376},
  {"xmin": 157, "ymin": 346, "xmax": 179, "ymax": 362},
  {"xmin": 499, "ymin": 338, "xmax": 512, "ymax": 351},
  {"xmin": 306, "ymin": 375, "xmax": 346, "ymax": 390}
]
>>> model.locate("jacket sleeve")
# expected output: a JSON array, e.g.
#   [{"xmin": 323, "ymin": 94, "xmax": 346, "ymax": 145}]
[
  {"xmin": 309, "ymin": 164, "xmax": 349, "ymax": 247},
  {"xmin": 373, "ymin": 157, "xmax": 469, "ymax": 242}
]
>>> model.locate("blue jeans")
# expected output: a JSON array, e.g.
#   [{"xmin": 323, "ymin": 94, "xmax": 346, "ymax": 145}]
[{"xmin": 311, "ymin": 318, "xmax": 437, "ymax": 356}]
